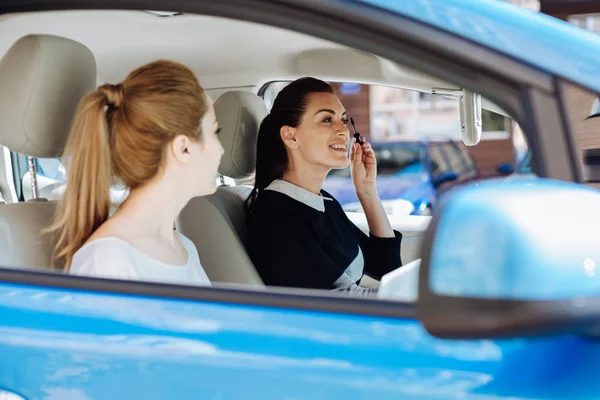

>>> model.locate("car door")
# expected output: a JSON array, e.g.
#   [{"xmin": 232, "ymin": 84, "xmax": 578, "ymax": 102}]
[{"xmin": 0, "ymin": 1, "xmax": 594, "ymax": 399}]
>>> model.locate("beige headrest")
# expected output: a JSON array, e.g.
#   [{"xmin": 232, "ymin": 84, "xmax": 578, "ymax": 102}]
[
  {"xmin": 215, "ymin": 91, "xmax": 267, "ymax": 179},
  {"xmin": 0, "ymin": 35, "xmax": 96, "ymax": 158}
]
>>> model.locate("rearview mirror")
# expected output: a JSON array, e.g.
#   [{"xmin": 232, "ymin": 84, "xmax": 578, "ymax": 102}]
[
  {"xmin": 432, "ymin": 88, "xmax": 482, "ymax": 146},
  {"xmin": 417, "ymin": 178, "xmax": 600, "ymax": 338},
  {"xmin": 459, "ymin": 90, "xmax": 482, "ymax": 146}
]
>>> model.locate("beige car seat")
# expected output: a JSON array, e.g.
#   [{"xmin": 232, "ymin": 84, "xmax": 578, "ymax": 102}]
[
  {"xmin": 0, "ymin": 34, "xmax": 96, "ymax": 270},
  {"xmin": 176, "ymin": 91, "xmax": 267, "ymax": 285}
]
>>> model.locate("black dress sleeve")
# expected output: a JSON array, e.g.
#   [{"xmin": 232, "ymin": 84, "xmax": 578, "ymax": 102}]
[
  {"xmin": 249, "ymin": 217, "xmax": 376, "ymax": 296},
  {"xmin": 353, "ymin": 225, "xmax": 403, "ymax": 280}
]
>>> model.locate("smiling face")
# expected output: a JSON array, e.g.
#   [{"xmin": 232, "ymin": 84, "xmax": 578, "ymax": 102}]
[{"xmin": 281, "ymin": 92, "xmax": 351, "ymax": 172}]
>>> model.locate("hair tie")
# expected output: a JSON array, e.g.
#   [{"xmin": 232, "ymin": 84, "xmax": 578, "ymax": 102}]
[{"xmin": 99, "ymin": 83, "xmax": 124, "ymax": 110}]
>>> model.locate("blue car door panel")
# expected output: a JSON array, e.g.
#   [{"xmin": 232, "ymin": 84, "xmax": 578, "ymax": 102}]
[{"xmin": 2, "ymin": 282, "xmax": 600, "ymax": 400}]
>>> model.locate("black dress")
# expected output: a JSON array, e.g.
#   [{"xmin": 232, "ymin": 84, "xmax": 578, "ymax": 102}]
[{"xmin": 247, "ymin": 179, "xmax": 402, "ymax": 295}]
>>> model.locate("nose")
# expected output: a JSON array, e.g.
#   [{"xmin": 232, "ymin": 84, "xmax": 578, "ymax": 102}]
[{"xmin": 336, "ymin": 121, "xmax": 349, "ymax": 137}]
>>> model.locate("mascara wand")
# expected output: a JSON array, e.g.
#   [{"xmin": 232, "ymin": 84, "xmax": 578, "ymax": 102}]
[{"xmin": 350, "ymin": 118, "xmax": 364, "ymax": 145}]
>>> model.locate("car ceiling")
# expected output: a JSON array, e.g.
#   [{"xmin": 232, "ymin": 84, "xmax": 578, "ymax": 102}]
[{"xmin": 0, "ymin": 9, "xmax": 451, "ymax": 94}]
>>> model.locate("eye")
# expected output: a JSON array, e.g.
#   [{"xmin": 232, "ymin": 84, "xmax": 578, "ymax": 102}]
[
  {"xmin": 342, "ymin": 118, "xmax": 349, "ymax": 125},
  {"xmin": 322, "ymin": 117, "xmax": 332, "ymax": 123}
]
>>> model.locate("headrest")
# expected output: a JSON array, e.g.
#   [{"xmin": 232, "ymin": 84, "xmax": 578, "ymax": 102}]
[
  {"xmin": 0, "ymin": 35, "xmax": 96, "ymax": 158},
  {"xmin": 214, "ymin": 91, "xmax": 267, "ymax": 179}
]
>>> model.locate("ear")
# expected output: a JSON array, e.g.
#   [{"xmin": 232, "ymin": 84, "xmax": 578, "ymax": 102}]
[
  {"xmin": 280, "ymin": 125, "xmax": 299, "ymax": 149},
  {"xmin": 170, "ymin": 134, "xmax": 193, "ymax": 165}
]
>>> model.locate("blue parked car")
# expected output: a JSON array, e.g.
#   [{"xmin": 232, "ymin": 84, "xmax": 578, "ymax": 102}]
[
  {"xmin": 0, "ymin": 1, "xmax": 599, "ymax": 399},
  {"xmin": 323, "ymin": 139, "xmax": 478, "ymax": 215}
]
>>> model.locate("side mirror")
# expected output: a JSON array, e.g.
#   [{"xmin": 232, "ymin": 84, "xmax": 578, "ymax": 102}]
[
  {"xmin": 432, "ymin": 171, "xmax": 458, "ymax": 187},
  {"xmin": 418, "ymin": 178, "xmax": 600, "ymax": 338},
  {"xmin": 496, "ymin": 162, "xmax": 514, "ymax": 175}
]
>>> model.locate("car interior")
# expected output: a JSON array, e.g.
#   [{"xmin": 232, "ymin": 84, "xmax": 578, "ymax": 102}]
[{"xmin": 0, "ymin": 9, "xmax": 521, "ymax": 296}]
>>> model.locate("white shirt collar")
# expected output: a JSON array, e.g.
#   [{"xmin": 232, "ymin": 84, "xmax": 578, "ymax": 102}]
[{"xmin": 265, "ymin": 179, "xmax": 332, "ymax": 212}]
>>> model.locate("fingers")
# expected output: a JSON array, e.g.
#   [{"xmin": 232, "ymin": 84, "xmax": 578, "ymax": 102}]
[
  {"xmin": 360, "ymin": 137, "xmax": 373, "ymax": 159},
  {"xmin": 351, "ymin": 142, "xmax": 363, "ymax": 166},
  {"xmin": 362, "ymin": 141, "xmax": 372, "ymax": 154},
  {"xmin": 358, "ymin": 136, "xmax": 370, "ymax": 150},
  {"xmin": 352, "ymin": 136, "xmax": 373, "ymax": 166}
]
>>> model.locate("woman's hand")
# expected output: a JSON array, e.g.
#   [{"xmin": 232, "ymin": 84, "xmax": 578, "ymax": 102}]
[
  {"xmin": 350, "ymin": 136, "xmax": 377, "ymax": 195},
  {"xmin": 350, "ymin": 136, "xmax": 394, "ymax": 238}
]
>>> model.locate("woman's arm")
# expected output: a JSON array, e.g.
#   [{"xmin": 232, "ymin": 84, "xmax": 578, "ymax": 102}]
[
  {"xmin": 353, "ymin": 224, "xmax": 402, "ymax": 280},
  {"xmin": 350, "ymin": 138, "xmax": 394, "ymax": 238},
  {"xmin": 357, "ymin": 184, "xmax": 394, "ymax": 238}
]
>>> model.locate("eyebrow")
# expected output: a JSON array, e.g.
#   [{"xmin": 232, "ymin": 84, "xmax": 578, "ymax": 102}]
[{"xmin": 314, "ymin": 109, "xmax": 347, "ymax": 116}]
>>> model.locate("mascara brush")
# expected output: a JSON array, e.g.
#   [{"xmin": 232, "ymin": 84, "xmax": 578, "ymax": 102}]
[{"xmin": 350, "ymin": 117, "xmax": 364, "ymax": 145}]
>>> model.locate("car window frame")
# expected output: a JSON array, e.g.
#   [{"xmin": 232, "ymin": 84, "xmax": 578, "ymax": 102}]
[{"xmin": 0, "ymin": 0, "xmax": 578, "ymax": 320}]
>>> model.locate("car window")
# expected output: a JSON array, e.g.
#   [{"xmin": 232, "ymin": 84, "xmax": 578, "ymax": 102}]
[
  {"xmin": 454, "ymin": 142, "xmax": 476, "ymax": 172},
  {"xmin": 377, "ymin": 146, "xmax": 426, "ymax": 176},
  {"xmin": 517, "ymin": 150, "xmax": 532, "ymax": 174},
  {"xmin": 429, "ymin": 143, "xmax": 449, "ymax": 177},
  {"xmin": 439, "ymin": 143, "xmax": 467, "ymax": 174},
  {"xmin": 265, "ymin": 81, "xmax": 526, "ymax": 217},
  {"xmin": 34, "ymin": 157, "xmax": 63, "ymax": 179},
  {"xmin": 462, "ymin": 146, "xmax": 476, "ymax": 171},
  {"xmin": 264, "ymin": 81, "xmax": 517, "ymax": 216},
  {"xmin": 0, "ymin": 6, "xmax": 563, "ymax": 310},
  {"xmin": 328, "ymin": 145, "xmax": 425, "ymax": 178},
  {"xmin": 17, "ymin": 155, "xmax": 233, "ymax": 203}
]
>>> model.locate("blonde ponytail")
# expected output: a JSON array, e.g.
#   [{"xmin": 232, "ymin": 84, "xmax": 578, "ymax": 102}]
[
  {"xmin": 48, "ymin": 60, "xmax": 208, "ymax": 271},
  {"xmin": 49, "ymin": 86, "xmax": 117, "ymax": 270}
]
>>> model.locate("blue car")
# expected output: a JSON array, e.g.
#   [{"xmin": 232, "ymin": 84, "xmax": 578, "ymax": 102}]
[
  {"xmin": 0, "ymin": 1, "xmax": 599, "ymax": 399},
  {"xmin": 323, "ymin": 140, "xmax": 478, "ymax": 215}
]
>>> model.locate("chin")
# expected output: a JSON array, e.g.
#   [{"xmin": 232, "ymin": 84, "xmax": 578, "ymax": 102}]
[{"xmin": 330, "ymin": 158, "xmax": 350, "ymax": 169}]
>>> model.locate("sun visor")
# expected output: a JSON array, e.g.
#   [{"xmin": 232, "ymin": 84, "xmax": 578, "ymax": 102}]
[{"xmin": 293, "ymin": 49, "xmax": 449, "ymax": 92}]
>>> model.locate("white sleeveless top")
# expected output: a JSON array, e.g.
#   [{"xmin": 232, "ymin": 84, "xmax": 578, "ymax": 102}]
[{"xmin": 70, "ymin": 232, "xmax": 210, "ymax": 287}]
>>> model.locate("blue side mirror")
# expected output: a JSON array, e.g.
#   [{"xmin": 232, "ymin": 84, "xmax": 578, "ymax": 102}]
[
  {"xmin": 496, "ymin": 162, "xmax": 514, "ymax": 175},
  {"xmin": 432, "ymin": 171, "xmax": 458, "ymax": 187},
  {"xmin": 418, "ymin": 178, "xmax": 600, "ymax": 338}
]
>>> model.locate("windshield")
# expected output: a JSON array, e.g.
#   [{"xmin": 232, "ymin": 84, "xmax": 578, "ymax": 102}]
[{"xmin": 328, "ymin": 143, "xmax": 425, "ymax": 177}]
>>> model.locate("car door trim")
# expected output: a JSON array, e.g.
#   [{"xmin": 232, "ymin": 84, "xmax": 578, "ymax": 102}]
[{"xmin": 0, "ymin": 267, "xmax": 417, "ymax": 319}]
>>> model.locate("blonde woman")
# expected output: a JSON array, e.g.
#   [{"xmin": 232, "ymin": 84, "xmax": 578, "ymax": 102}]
[{"xmin": 50, "ymin": 60, "xmax": 223, "ymax": 286}]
